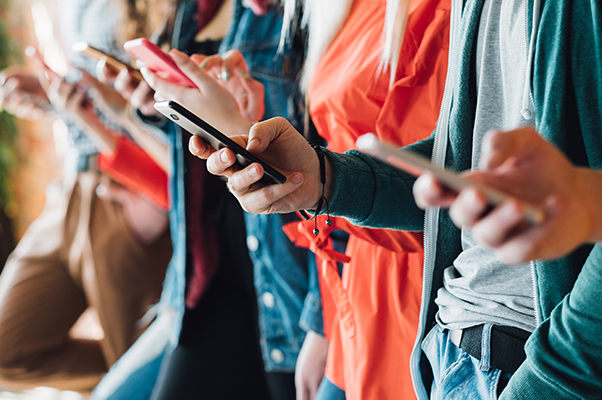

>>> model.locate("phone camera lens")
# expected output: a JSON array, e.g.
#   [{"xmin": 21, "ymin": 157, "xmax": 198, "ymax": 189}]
[{"xmin": 170, "ymin": 114, "xmax": 179, "ymax": 121}]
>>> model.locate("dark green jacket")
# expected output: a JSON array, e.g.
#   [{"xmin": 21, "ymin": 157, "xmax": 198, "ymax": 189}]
[{"xmin": 326, "ymin": 0, "xmax": 602, "ymax": 399}]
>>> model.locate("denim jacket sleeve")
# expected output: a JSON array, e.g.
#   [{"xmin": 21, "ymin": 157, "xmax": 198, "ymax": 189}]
[{"xmin": 298, "ymin": 254, "xmax": 323, "ymax": 335}]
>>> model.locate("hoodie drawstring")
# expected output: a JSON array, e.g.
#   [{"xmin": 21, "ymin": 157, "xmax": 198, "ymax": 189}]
[{"xmin": 521, "ymin": 0, "xmax": 541, "ymax": 120}]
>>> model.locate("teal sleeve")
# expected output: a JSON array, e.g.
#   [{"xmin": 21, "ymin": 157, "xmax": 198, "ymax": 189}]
[
  {"xmin": 324, "ymin": 135, "xmax": 434, "ymax": 231},
  {"xmin": 500, "ymin": 244, "xmax": 602, "ymax": 400}
]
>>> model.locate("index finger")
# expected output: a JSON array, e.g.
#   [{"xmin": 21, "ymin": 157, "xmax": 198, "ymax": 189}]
[
  {"xmin": 96, "ymin": 58, "xmax": 120, "ymax": 84},
  {"xmin": 189, "ymin": 135, "xmax": 216, "ymax": 160},
  {"xmin": 168, "ymin": 49, "xmax": 223, "ymax": 91},
  {"xmin": 140, "ymin": 65, "xmax": 190, "ymax": 99}
]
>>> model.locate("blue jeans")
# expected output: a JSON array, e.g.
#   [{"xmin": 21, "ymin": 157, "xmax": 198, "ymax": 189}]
[
  {"xmin": 421, "ymin": 324, "xmax": 512, "ymax": 400},
  {"xmin": 315, "ymin": 376, "xmax": 346, "ymax": 400}
]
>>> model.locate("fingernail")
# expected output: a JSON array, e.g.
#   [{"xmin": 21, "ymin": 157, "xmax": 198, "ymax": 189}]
[
  {"xmin": 220, "ymin": 150, "xmax": 230, "ymax": 163},
  {"xmin": 247, "ymin": 138, "xmax": 260, "ymax": 151},
  {"xmin": 189, "ymin": 138, "xmax": 199, "ymax": 154},
  {"xmin": 250, "ymin": 165, "xmax": 259, "ymax": 178},
  {"xmin": 291, "ymin": 174, "xmax": 302, "ymax": 185},
  {"xmin": 501, "ymin": 201, "xmax": 521, "ymax": 219},
  {"xmin": 169, "ymin": 49, "xmax": 185, "ymax": 62},
  {"xmin": 199, "ymin": 61, "xmax": 208, "ymax": 69},
  {"xmin": 118, "ymin": 67, "xmax": 130, "ymax": 79},
  {"xmin": 462, "ymin": 188, "xmax": 483, "ymax": 208},
  {"xmin": 222, "ymin": 68, "xmax": 230, "ymax": 81}
]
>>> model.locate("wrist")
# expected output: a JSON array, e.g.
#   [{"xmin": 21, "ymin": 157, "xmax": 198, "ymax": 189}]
[
  {"xmin": 121, "ymin": 110, "xmax": 139, "ymax": 132},
  {"xmin": 323, "ymin": 152, "xmax": 333, "ymax": 203},
  {"xmin": 310, "ymin": 145, "xmax": 328, "ymax": 209},
  {"xmin": 298, "ymin": 145, "xmax": 331, "ymax": 225}
]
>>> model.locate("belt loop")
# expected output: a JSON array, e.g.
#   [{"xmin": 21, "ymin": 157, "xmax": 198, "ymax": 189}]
[{"xmin": 480, "ymin": 323, "xmax": 493, "ymax": 371}]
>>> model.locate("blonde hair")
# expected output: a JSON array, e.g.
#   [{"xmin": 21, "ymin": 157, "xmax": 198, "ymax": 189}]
[{"xmin": 279, "ymin": 0, "xmax": 411, "ymax": 91}]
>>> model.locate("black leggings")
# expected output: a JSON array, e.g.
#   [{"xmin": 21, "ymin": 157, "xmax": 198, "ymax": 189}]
[
  {"xmin": 151, "ymin": 191, "xmax": 271, "ymax": 400},
  {"xmin": 266, "ymin": 372, "xmax": 296, "ymax": 400}
]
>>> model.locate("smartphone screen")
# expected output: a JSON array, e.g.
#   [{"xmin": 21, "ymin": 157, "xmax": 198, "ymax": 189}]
[
  {"xmin": 154, "ymin": 100, "xmax": 286, "ymax": 184},
  {"xmin": 356, "ymin": 133, "xmax": 544, "ymax": 224}
]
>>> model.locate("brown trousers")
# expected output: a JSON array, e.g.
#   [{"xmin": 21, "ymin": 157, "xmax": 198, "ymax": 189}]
[{"xmin": 0, "ymin": 171, "xmax": 172, "ymax": 391}]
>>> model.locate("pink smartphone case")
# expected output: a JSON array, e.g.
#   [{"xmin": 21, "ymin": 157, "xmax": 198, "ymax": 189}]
[{"xmin": 124, "ymin": 38, "xmax": 197, "ymax": 88}]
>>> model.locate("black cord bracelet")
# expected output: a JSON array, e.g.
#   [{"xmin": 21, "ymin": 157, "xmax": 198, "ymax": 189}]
[{"xmin": 309, "ymin": 144, "xmax": 331, "ymax": 235}]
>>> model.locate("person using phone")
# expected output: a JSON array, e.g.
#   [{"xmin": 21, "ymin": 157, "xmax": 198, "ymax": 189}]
[
  {"xmin": 0, "ymin": 0, "xmax": 171, "ymax": 392},
  {"xmin": 42, "ymin": 66, "xmax": 170, "ymax": 209},
  {"xmin": 139, "ymin": 11, "xmax": 321, "ymax": 400},
  {"xmin": 242, "ymin": 1, "xmax": 448, "ymax": 399},
  {"xmin": 418, "ymin": 127, "xmax": 602, "ymax": 399},
  {"xmin": 91, "ymin": 1, "xmax": 283, "ymax": 400},
  {"xmin": 144, "ymin": 3, "xmax": 345, "ymax": 399},
  {"xmin": 192, "ymin": 1, "xmax": 602, "ymax": 399}
]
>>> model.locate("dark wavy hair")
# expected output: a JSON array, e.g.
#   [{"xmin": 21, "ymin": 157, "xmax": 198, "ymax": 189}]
[{"xmin": 120, "ymin": 0, "xmax": 178, "ymax": 47}]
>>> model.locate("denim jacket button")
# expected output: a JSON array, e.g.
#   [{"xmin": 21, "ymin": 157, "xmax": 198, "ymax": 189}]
[
  {"xmin": 246, "ymin": 235, "xmax": 259, "ymax": 252},
  {"xmin": 270, "ymin": 348, "xmax": 285, "ymax": 364},
  {"xmin": 262, "ymin": 292, "xmax": 275, "ymax": 308}
]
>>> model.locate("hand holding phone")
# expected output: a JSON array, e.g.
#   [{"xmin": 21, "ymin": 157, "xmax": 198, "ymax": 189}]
[
  {"xmin": 124, "ymin": 38, "xmax": 196, "ymax": 88},
  {"xmin": 356, "ymin": 133, "xmax": 545, "ymax": 224},
  {"xmin": 72, "ymin": 42, "xmax": 143, "ymax": 81},
  {"xmin": 25, "ymin": 46, "xmax": 61, "ymax": 81},
  {"xmin": 154, "ymin": 100, "xmax": 286, "ymax": 184}
]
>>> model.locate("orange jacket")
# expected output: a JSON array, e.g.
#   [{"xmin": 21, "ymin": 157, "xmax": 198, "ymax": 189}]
[
  {"xmin": 98, "ymin": 136, "xmax": 169, "ymax": 209},
  {"xmin": 285, "ymin": 0, "xmax": 450, "ymax": 398}
]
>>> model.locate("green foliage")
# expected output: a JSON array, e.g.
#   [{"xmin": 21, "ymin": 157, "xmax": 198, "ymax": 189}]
[{"xmin": 0, "ymin": 0, "xmax": 19, "ymax": 211}]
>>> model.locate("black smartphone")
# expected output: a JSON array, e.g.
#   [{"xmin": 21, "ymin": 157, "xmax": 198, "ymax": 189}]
[
  {"xmin": 356, "ymin": 133, "xmax": 544, "ymax": 224},
  {"xmin": 154, "ymin": 100, "xmax": 287, "ymax": 184}
]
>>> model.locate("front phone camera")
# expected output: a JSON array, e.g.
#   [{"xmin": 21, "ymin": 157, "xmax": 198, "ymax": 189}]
[{"xmin": 170, "ymin": 114, "xmax": 180, "ymax": 120}]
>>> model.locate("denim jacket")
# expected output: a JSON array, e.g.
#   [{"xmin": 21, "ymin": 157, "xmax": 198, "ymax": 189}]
[
  {"xmin": 93, "ymin": 3, "xmax": 321, "ymax": 398},
  {"xmin": 220, "ymin": 0, "xmax": 323, "ymax": 372}
]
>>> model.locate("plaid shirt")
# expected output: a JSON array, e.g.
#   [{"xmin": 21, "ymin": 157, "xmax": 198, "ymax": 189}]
[{"xmin": 57, "ymin": 0, "xmax": 127, "ymax": 171}]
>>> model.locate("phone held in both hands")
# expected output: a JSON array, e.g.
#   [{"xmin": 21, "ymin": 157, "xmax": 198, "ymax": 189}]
[
  {"xmin": 356, "ymin": 133, "xmax": 545, "ymax": 225},
  {"xmin": 72, "ymin": 42, "xmax": 143, "ymax": 81},
  {"xmin": 123, "ymin": 38, "xmax": 197, "ymax": 88},
  {"xmin": 154, "ymin": 100, "xmax": 286, "ymax": 185}
]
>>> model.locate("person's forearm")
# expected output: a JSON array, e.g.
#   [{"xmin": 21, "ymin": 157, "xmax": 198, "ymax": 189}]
[
  {"xmin": 77, "ymin": 112, "xmax": 118, "ymax": 155},
  {"xmin": 325, "ymin": 149, "xmax": 424, "ymax": 231},
  {"xmin": 123, "ymin": 117, "xmax": 170, "ymax": 173}
]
